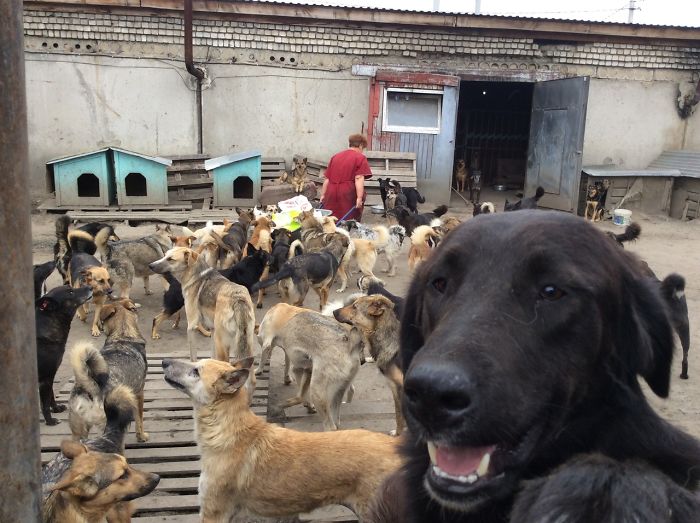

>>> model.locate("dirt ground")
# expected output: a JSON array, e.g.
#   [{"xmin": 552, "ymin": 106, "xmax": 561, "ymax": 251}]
[{"xmin": 31, "ymin": 192, "xmax": 700, "ymax": 439}]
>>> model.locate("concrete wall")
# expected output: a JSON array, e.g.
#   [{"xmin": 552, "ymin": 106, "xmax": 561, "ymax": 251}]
[
  {"xmin": 203, "ymin": 65, "xmax": 368, "ymax": 162},
  {"xmin": 582, "ymin": 77, "xmax": 699, "ymax": 169}
]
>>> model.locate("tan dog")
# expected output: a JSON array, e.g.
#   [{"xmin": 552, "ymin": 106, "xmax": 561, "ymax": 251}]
[
  {"xmin": 292, "ymin": 157, "xmax": 308, "ymax": 193},
  {"xmin": 162, "ymin": 357, "xmax": 402, "ymax": 521},
  {"xmin": 408, "ymin": 225, "xmax": 440, "ymax": 271},
  {"xmin": 257, "ymin": 303, "xmax": 365, "ymax": 430},
  {"xmin": 334, "ymin": 295, "xmax": 405, "ymax": 436},
  {"xmin": 245, "ymin": 215, "xmax": 275, "ymax": 308},
  {"xmin": 41, "ymin": 440, "xmax": 159, "ymax": 523},
  {"xmin": 455, "ymin": 159, "xmax": 468, "ymax": 192},
  {"xmin": 149, "ymin": 248, "xmax": 256, "ymax": 385},
  {"xmin": 68, "ymin": 255, "xmax": 112, "ymax": 337}
]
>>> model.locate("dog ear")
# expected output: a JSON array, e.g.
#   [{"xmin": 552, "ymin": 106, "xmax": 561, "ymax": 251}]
[
  {"xmin": 368, "ymin": 297, "xmax": 392, "ymax": 316},
  {"xmin": 51, "ymin": 472, "xmax": 99, "ymax": 498},
  {"xmin": 36, "ymin": 296, "xmax": 57, "ymax": 312},
  {"xmin": 618, "ymin": 274, "xmax": 674, "ymax": 398},
  {"xmin": 214, "ymin": 369, "xmax": 249, "ymax": 395},
  {"xmin": 232, "ymin": 356, "xmax": 255, "ymax": 370},
  {"xmin": 269, "ymin": 220, "xmax": 276, "ymax": 228},
  {"xmin": 99, "ymin": 303, "xmax": 118, "ymax": 323},
  {"xmin": 246, "ymin": 243, "xmax": 257, "ymax": 254},
  {"xmin": 155, "ymin": 224, "xmax": 162, "ymax": 231},
  {"xmin": 164, "ymin": 225, "xmax": 172, "ymax": 233},
  {"xmin": 184, "ymin": 250, "xmax": 199, "ymax": 267}
]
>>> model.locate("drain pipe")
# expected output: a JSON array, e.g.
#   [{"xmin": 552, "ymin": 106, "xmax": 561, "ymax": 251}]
[{"xmin": 184, "ymin": 0, "xmax": 204, "ymax": 154}]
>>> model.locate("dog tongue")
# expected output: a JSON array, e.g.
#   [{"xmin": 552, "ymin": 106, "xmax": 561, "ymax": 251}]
[{"xmin": 436, "ymin": 445, "xmax": 494, "ymax": 476}]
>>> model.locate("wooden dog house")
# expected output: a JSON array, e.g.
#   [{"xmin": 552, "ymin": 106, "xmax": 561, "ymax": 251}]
[
  {"xmin": 206, "ymin": 150, "xmax": 261, "ymax": 208},
  {"xmin": 46, "ymin": 149, "xmax": 115, "ymax": 207},
  {"xmin": 112, "ymin": 148, "xmax": 171, "ymax": 206}
]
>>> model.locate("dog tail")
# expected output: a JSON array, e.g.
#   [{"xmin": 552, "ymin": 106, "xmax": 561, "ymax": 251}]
[
  {"xmin": 250, "ymin": 264, "xmax": 294, "ymax": 293},
  {"xmin": 612, "ymin": 222, "xmax": 642, "ymax": 245},
  {"xmin": 68, "ymin": 230, "xmax": 97, "ymax": 255},
  {"xmin": 102, "ymin": 384, "xmax": 137, "ymax": 447},
  {"xmin": 93, "ymin": 225, "xmax": 119, "ymax": 247},
  {"xmin": 660, "ymin": 273, "xmax": 686, "ymax": 302},
  {"xmin": 289, "ymin": 239, "xmax": 304, "ymax": 259},
  {"xmin": 534, "ymin": 186, "xmax": 545, "ymax": 200},
  {"xmin": 416, "ymin": 190, "xmax": 426, "ymax": 204},
  {"xmin": 411, "ymin": 225, "xmax": 440, "ymax": 246},
  {"xmin": 209, "ymin": 230, "xmax": 236, "ymax": 253},
  {"xmin": 481, "ymin": 202, "xmax": 495, "ymax": 214},
  {"xmin": 54, "ymin": 215, "xmax": 71, "ymax": 259},
  {"xmin": 369, "ymin": 225, "xmax": 389, "ymax": 250},
  {"xmin": 432, "ymin": 205, "xmax": 448, "ymax": 217},
  {"xmin": 70, "ymin": 342, "xmax": 109, "ymax": 399}
]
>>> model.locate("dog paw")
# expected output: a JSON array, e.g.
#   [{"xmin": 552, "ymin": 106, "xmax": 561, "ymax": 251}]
[
  {"xmin": 45, "ymin": 418, "xmax": 60, "ymax": 426},
  {"xmin": 304, "ymin": 404, "xmax": 317, "ymax": 414},
  {"xmin": 680, "ymin": 374, "xmax": 689, "ymax": 380},
  {"xmin": 256, "ymin": 303, "xmax": 263, "ymax": 309},
  {"xmin": 389, "ymin": 429, "xmax": 398, "ymax": 437},
  {"xmin": 137, "ymin": 432, "xmax": 150, "ymax": 442},
  {"xmin": 254, "ymin": 367, "xmax": 263, "ymax": 376},
  {"xmin": 51, "ymin": 404, "xmax": 67, "ymax": 413},
  {"xmin": 283, "ymin": 376, "xmax": 292, "ymax": 385},
  {"xmin": 151, "ymin": 333, "xmax": 161, "ymax": 340},
  {"xmin": 91, "ymin": 328, "xmax": 101, "ymax": 337},
  {"xmin": 364, "ymin": 356, "xmax": 375, "ymax": 363}
]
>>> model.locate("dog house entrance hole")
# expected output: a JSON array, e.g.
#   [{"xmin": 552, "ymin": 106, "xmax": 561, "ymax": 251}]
[
  {"xmin": 125, "ymin": 172, "xmax": 148, "ymax": 197},
  {"xmin": 233, "ymin": 176, "xmax": 254, "ymax": 199},
  {"xmin": 77, "ymin": 172, "xmax": 100, "ymax": 197}
]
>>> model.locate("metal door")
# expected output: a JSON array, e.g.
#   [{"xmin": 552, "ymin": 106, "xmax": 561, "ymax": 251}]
[{"xmin": 525, "ymin": 77, "xmax": 589, "ymax": 211}]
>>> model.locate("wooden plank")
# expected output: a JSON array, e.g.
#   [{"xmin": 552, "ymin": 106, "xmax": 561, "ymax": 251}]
[
  {"xmin": 133, "ymin": 494, "xmax": 200, "ymax": 513},
  {"xmin": 133, "ymin": 515, "xmax": 199, "ymax": 522},
  {"xmin": 153, "ymin": 476, "xmax": 200, "ymax": 493}
]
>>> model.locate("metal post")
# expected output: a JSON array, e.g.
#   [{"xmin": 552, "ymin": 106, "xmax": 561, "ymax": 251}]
[
  {"xmin": 433, "ymin": 0, "xmax": 440, "ymax": 12},
  {"xmin": 0, "ymin": 0, "xmax": 42, "ymax": 520},
  {"xmin": 628, "ymin": 0, "xmax": 636, "ymax": 23},
  {"xmin": 475, "ymin": 0, "xmax": 482, "ymax": 15},
  {"xmin": 184, "ymin": 0, "xmax": 205, "ymax": 155}
]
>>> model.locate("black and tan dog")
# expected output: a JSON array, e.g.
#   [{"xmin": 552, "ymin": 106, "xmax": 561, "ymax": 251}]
[
  {"xmin": 37, "ymin": 285, "xmax": 93, "ymax": 425},
  {"xmin": 504, "ymin": 186, "xmax": 545, "ymax": 212},
  {"xmin": 455, "ymin": 159, "xmax": 468, "ymax": 193},
  {"xmin": 68, "ymin": 248, "xmax": 113, "ymax": 337},
  {"xmin": 585, "ymin": 180, "xmax": 610, "ymax": 221},
  {"xmin": 68, "ymin": 299, "xmax": 149, "ymax": 443},
  {"xmin": 42, "ymin": 386, "xmax": 159, "ymax": 522},
  {"xmin": 387, "ymin": 204, "xmax": 448, "ymax": 236},
  {"xmin": 149, "ymin": 247, "xmax": 256, "ymax": 373},
  {"xmin": 369, "ymin": 210, "xmax": 700, "ymax": 522},
  {"xmin": 334, "ymin": 295, "xmax": 405, "ymax": 436},
  {"xmin": 162, "ymin": 356, "xmax": 402, "ymax": 521}
]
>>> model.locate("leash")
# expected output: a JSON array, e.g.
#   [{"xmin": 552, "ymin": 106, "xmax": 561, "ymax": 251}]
[{"xmin": 337, "ymin": 206, "xmax": 357, "ymax": 224}]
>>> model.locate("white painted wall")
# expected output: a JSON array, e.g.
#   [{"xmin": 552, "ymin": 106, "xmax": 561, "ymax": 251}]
[{"xmin": 583, "ymin": 78, "xmax": 699, "ymax": 168}]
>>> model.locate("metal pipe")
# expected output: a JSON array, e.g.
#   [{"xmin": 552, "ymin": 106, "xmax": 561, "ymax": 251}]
[
  {"xmin": 185, "ymin": 0, "xmax": 204, "ymax": 154},
  {"xmin": 0, "ymin": 0, "xmax": 42, "ymax": 520}
]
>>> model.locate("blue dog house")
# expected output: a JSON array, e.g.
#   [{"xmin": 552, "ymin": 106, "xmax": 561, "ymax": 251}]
[
  {"xmin": 112, "ymin": 148, "xmax": 171, "ymax": 206},
  {"xmin": 47, "ymin": 149, "xmax": 114, "ymax": 207},
  {"xmin": 206, "ymin": 150, "xmax": 262, "ymax": 207}
]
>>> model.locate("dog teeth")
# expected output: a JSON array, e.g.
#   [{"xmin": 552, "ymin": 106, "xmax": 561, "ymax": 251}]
[
  {"xmin": 466, "ymin": 473, "xmax": 478, "ymax": 484},
  {"xmin": 427, "ymin": 442, "xmax": 437, "ymax": 465},
  {"xmin": 476, "ymin": 453, "xmax": 491, "ymax": 477},
  {"xmin": 431, "ymin": 465, "xmax": 480, "ymax": 485}
]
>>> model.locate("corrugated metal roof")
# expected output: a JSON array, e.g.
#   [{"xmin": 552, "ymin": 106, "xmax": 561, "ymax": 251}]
[
  {"xmin": 204, "ymin": 150, "xmax": 262, "ymax": 170},
  {"xmin": 582, "ymin": 166, "xmax": 680, "ymax": 178},
  {"xmin": 239, "ymin": 0, "xmax": 700, "ymax": 28},
  {"xmin": 648, "ymin": 150, "xmax": 700, "ymax": 179}
]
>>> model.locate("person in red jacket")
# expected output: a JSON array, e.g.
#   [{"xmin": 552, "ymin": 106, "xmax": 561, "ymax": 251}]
[{"xmin": 319, "ymin": 133, "xmax": 372, "ymax": 222}]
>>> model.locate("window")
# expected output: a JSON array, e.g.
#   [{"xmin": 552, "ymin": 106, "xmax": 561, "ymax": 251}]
[
  {"xmin": 77, "ymin": 173, "xmax": 100, "ymax": 197},
  {"xmin": 233, "ymin": 176, "xmax": 254, "ymax": 199},
  {"xmin": 125, "ymin": 172, "xmax": 148, "ymax": 197},
  {"xmin": 383, "ymin": 88, "xmax": 443, "ymax": 134}
]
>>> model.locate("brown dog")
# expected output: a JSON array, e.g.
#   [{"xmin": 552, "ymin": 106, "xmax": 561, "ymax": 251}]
[
  {"xmin": 42, "ymin": 440, "xmax": 159, "ymax": 523},
  {"xmin": 162, "ymin": 357, "xmax": 402, "ymax": 521},
  {"xmin": 408, "ymin": 225, "xmax": 440, "ymax": 271},
  {"xmin": 245, "ymin": 215, "xmax": 275, "ymax": 308},
  {"xmin": 292, "ymin": 157, "xmax": 308, "ymax": 193},
  {"xmin": 455, "ymin": 159, "xmax": 468, "ymax": 193},
  {"xmin": 69, "ymin": 254, "xmax": 112, "ymax": 337},
  {"xmin": 334, "ymin": 295, "xmax": 405, "ymax": 436}
]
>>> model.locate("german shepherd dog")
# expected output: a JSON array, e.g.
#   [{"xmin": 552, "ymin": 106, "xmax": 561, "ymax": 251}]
[
  {"xmin": 387, "ymin": 205, "xmax": 448, "ymax": 236},
  {"xmin": 270, "ymin": 228, "xmax": 294, "ymax": 274},
  {"xmin": 68, "ymin": 243, "xmax": 113, "ymax": 337},
  {"xmin": 36, "ymin": 285, "xmax": 93, "ymax": 425},
  {"xmin": 608, "ymin": 222, "xmax": 691, "ymax": 380},
  {"xmin": 504, "ymin": 186, "xmax": 545, "ymax": 212},
  {"xmin": 585, "ymin": 180, "xmax": 610, "ymax": 221},
  {"xmin": 334, "ymin": 295, "xmax": 405, "ymax": 436},
  {"xmin": 149, "ymin": 248, "xmax": 256, "ymax": 375},
  {"xmin": 251, "ymin": 234, "xmax": 349, "ymax": 310},
  {"xmin": 369, "ymin": 211, "xmax": 700, "ymax": 522},
  {"xmin": 100, "ymin": 224, "xmax": 173, "ymax": 298},
  {"xmin": 162, "ymin": 357, "xmax": 402, "ymax": 521},
  {"xmin": 207, "ymin": 208, "xmax": 255, "ymax": 268},
  {"xmin": 257, "ymin": 303, "xmax": 365, "ymax": 430},
  {"xmin": 42, "ymin": 386, "xmax": 159, "ymax": 522},
  {"xmin": 34, "ymin": 260, "xmax": 55, "ymax": 299},
  {"xmin": 68, "ymin": 299, "xmax": 149, "ymax": 442},
  {"xmin": 292, "ymin": 156, "xmax": 308, "ymax": 194},
  {"xmin": 455, "ymin": 159, "xmax": 468, "ymax": 193}
]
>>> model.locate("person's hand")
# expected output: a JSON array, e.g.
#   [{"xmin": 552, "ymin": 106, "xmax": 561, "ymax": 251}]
[{"xmin": 355, "ymin": 197, "xmax": 363, "ymax": 208}]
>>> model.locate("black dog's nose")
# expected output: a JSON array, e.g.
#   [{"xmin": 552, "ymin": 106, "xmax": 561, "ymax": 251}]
[
  {"xmin": 162, "ymin": 359, "xmax": 172, "ymax": 369},
  {"xmin": 404, "ymin": 361, "xmax": 474, "ymax": 431}
]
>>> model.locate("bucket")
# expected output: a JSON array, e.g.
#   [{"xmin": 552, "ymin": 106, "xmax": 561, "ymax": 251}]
[{"xmin": 613, "ymin": 209, "xmax": 632, "ymax": 227}]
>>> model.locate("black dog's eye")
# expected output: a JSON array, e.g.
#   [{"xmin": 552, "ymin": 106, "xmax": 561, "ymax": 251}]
[
  {"xmin": 431, "ymin": 277, "xmax": 447, "ymax": 294},
  {"xmin": 539, "ymin": 285, "xmax": 566, "ymax": 301}
]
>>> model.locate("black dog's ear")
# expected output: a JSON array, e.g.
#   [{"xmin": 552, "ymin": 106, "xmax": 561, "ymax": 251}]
[
  {"xmin": 619, "ymin": 275, "xmax": 674, "ymax": 397},
  {"xmin": 246, "ymin": 242, "xmax": 257, "ymax": 254},
  {"xmin": 399, "ymin": 271, "xmax": 427, "ymax": 373},
  {"xmin": 36, "ymin": 296, "xmax": 57, "ymax": 312}
]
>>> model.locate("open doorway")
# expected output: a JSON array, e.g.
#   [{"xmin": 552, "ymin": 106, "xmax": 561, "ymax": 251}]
[{"xmin": 454, "ymin": 81, "xmax": 533, "ymax": 206}]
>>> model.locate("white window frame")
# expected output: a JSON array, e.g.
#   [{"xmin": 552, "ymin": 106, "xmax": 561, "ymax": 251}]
[{"xmin": 382, "ymin": 87, "xmax": 443, "ymax": 134}]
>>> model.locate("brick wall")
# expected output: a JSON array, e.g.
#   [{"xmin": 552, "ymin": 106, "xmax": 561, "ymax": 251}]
[{"xmin": 23, "ymin": 9, "xmax": 700, "ymax": 70}]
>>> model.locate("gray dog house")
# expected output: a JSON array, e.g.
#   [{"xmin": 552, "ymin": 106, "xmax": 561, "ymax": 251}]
[{"xmin": 46, "ymin": 149, "xmax": 115, "ymax": 207}]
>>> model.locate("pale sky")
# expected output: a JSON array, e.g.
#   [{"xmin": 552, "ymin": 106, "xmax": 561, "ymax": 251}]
[{"xmin": 260, "ymin": 0, "xmax": 700, "ymax": 27}]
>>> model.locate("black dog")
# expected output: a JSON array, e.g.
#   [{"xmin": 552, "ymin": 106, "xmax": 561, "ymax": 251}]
[
  {"xmin": 387, "ymin": 205, "xmax": 448, "ymax": 236},
  {"xmin": 220, "ymin": 242, "xmax": 271, "ymax": 291},
  {"xmin": 36, "ymin": 284, "xmax": 93, "ymax": 425},
  {"xmin": 403, "ymin": 187, "xmax": 426, "ymax": 213},
  {"xmin": 504, "ymin": 186, "xmax": 545, "ymax": 212},
  {"xmin": 370, "ymin": 211, "xmax": 700, "ymax": 522},
  {"xmin": 608, "ymin": 223, "xmax": 691, "ymax": 379},
  {"xmin": 33, "ymin": 260, "xmax": 55, "ymax": 299},
  {"xmin": 270, "ymin": 228, "xmax": 293, "ymax": 274},
  {"xmin": 378, "ymin": 177, "xmax": 392, "ymax": 211}
]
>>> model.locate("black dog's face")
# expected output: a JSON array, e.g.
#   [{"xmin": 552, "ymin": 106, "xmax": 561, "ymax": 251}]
[
  {"xmin": 401, "ymin": 211, "xmax": 673, "ymax": 513},
  {"xmin": 36, "ymin": 285, "xmax": 93, "ymax": 313}
]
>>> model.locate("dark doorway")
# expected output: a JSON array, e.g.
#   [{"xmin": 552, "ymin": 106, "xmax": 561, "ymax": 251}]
[
  {"xmin": 125, "ymin": 172, "xmax": 148, "ymax": 196},
  {"xmin": 455, "ymin": 81, "xmax": 534, "ymax": 191},
  {"xmin": 233, "ymin": 176, "xmax": 254, "ymax": 199},
  {"xmin": 77, "ymin": 172, "xmax": 100, "ymax": 197}
]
